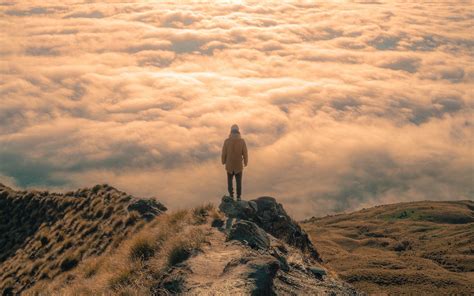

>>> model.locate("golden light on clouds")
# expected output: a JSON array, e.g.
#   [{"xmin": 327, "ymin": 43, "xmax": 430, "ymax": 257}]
[{"xmin": 1, "ymin": 1, "xmax": 473, "ymax": 218}]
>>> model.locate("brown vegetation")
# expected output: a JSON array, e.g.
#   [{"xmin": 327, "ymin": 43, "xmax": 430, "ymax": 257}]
[
  {"xmin": 5, "ymin": 181, "xmax": 469, "ymax": 295},
  {"xmin": 27, "ymin": 204, "xmax": 213, "ymax": 295},
  {"xmin": 301, "ymin": 200, "xmax": 474, "ymax": 295},
  {"xmin": 24, "ymin": 197, "xmax": 357, "ymax": 295},
  {"xmin": 0, "ymin": 183, "xmax": 166, "ymax": 294}
]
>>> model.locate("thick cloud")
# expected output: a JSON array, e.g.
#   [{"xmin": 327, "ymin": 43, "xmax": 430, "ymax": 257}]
[{"xmin": 1, "ymin": 1, "xmax": 472, "ymax": 219}]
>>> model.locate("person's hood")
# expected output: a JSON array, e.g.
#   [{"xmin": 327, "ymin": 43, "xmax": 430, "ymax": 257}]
[{"xmin": 229, "ymin": 132, "xmax": 241, "ymax": 139}]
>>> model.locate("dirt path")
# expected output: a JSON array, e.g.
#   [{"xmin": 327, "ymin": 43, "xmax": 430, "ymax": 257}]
[{"xmin": 184, "ymin": 226, "xmax": 254, "ymax": 295}]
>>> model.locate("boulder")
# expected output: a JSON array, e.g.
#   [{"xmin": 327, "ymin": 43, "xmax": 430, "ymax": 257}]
[
  {"xmin": 218, "ymin": 195, "xmax": 258, "ymax": 219},
  {"xmin": 218, "ymin": 195, "xmax": 321, "ymax": 261},
  {"xmin": 211, "ymin": 218, "xmax": 224, "ymax": 228},
  {"xmin": 250, "ymin": 196, "xmax": 321, "ymax": 261},
  {"xmin": 227, "ymin": 220, "xmax": 270, "ymax": 250},
  {"xmin": 219, "ymin": 195, "xmax": 239, "ymax": 217}
]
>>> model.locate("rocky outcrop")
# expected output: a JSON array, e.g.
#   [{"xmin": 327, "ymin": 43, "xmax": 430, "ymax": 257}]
[
  {"xmin": 219, "ymin": 195, "xmax": 258, "ymax": 219},
  {"xmin": 18, "ymin": 189, "xmax": 359, "ymax": 295},
  {"xmin": 214, "ymin": 195, "xmax": 359, "ymax": 295},
  {"xmin": 227, "ymin": 220, "xmax": 270, "ymax": 250},
  {"xmin": 219, "ymin": 195, "xmax": 321, "ymax": 261}
]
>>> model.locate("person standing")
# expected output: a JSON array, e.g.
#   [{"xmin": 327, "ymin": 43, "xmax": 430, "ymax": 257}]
[{"xmin": 221, "ymin": 124, "xmax": 248, "ymax": 200}]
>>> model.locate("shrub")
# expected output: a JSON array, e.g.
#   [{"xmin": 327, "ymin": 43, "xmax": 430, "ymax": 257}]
[
  {"xmin": 113, "ymin": 219, "xmax": 124, "ymax": 230},
  {"xmin": 129, "ymin": 236, "xmax": 156, "ymax": 261},
  {"xmin": 60, "ymin": 254, "xmax": 79, "ymax": 271},
  {"xmin": 39, "ymin": 236, "xmax": 49, "ymax": 246},
  {"xmin": 192, "ymin": 204, "xmax": 213, "ymax": 225},
  {"xmin": 167, "ymin": 244, "xmax": 191, "ymax": 266},
  {"xmin": 192, "ymin": 203, "xmax": 213, "ymax": 216},
  {"xmin": 108, "ymin": 268, "xmax": 133, "ymax": 290},
  {"xmin": 82, "ymin": 258, "xmax": 102, "ymax": 278},
  {"xmin": 168, "ymin": 210, "xmax": 188, "ymax": 225},
  {"xmin": 393, "ymin": 240, "xmax": 411, "ymax": 252},
  {"xmin": 103, "ymin": 206, "xmax": 114, "ymax": 219},
  {"xmin": 125, "ymin": 212, "xmax": 139, "ymax": 226},
  {"xmin": 162, "ymin": 275, "xmax": 185, "ymax": 294},
  {"xmin": 166, "ymin": 228, "xmax": 206, "ymax": 266}
]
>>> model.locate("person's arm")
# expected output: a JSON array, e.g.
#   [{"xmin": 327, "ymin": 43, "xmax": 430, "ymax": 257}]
[
  {"xmin": 221, "ymin": 140, "xmax": 227, "ymax": 165},
  {"xmin": 242, "ymin": 139, "xmax": 248, "ymax": 167}
]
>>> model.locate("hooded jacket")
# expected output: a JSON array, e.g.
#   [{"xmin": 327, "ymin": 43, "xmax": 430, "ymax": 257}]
[{"xmin": 221, "ymin": 132, "xmax": 248, "ymax": 173}]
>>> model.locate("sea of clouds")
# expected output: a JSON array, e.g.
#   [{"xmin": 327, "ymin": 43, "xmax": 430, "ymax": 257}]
[{"xmin": 1, "ymin": 1, "xmax": 473, "ymax": 219}]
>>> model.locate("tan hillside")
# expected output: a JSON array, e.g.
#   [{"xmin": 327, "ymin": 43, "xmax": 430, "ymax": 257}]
[
  {"xmin": 0, "ymin": 184, "xmax": 166, "ymax": 295},
  {"xmin": 26, "ymin": 196, "xmax": 360, "ymax": 295},
  {"xmin": 301, "ymin": 200, "xmax": 474, "ymax": 295},
  {"xmin": 4, "ymin": 182, "xmax": 471, "ymax": 295}
]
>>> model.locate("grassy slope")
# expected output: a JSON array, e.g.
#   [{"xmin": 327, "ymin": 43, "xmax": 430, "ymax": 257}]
[
  {"xmin": 28, "ymin": 203, "xmax": 357, "ymax": 296},
  {"xmin": 27, "ymin": 205, "xmax": 215, "ymax": 295},
  {"xmin": 301, "ymin": 200, "xmax": 474, "ymax": 295},
  {"xmin": 0, "ymin": 184, "xmax": 163, "ymax": 294}
]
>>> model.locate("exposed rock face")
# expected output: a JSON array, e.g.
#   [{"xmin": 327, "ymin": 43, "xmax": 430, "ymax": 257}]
[
  {"xmin": 219, "ymin": 195, "xmax": 258, "ymax": 219},
  {"xmin": 211, "ymin": 195, "xmax": 359, "ymax": 295},
  {"xmin": 0, "ymin": 183, "xmax": 166, "ymax": 294},
  {"xmin": 245, "ymin": 256, "xmax": 280, "ymax": 296},
  {"xmin": 219, "ymin": 195, "xmax": 321, "ymax": 261},
  {"xmin": 227, "ymin": 220, "xmax": 270, "ymax": 250},
  {"xmin": 252, "ymin": 196, "xmax": 321, "ymax": 260}
]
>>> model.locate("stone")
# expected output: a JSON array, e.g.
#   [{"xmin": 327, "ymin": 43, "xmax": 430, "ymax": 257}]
[
  {"xmin": 211, "ymin": 218, "xmax": 224, "ymax": 228},
  {"xmin": 250, "ymin": 196, "xmax": 321, "ymax": 261},
  {"xmin": 219, "ymin": 195, "xmax": 240, "ymax": 217},
  {"xmin": 227, "ymin": 220, "xmax": 270, "ymax": 250},
  {"xmin": 269, "ymin": 247, "xmax": 290, "ymax": 272},
  {"xmin": 218, "ymin": 195, "xmax": 321, "ymax": 261},
  {"xmin": 219, "ymin": 195, "xmax": 258, "ymax": 219}
]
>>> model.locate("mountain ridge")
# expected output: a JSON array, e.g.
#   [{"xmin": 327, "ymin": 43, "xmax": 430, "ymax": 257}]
[
  {"xmin": 0, "ymin": 183, "xmax": 166, "ymax": 294},
  {"xmin": 1, "ymin": 184, "xmax": 472, "ymax": 295}
]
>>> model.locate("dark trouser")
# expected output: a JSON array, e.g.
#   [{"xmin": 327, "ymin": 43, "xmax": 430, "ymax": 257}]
[{"xmin": 227, "ymin": 171, "xmax": 242, "ymax": 198}]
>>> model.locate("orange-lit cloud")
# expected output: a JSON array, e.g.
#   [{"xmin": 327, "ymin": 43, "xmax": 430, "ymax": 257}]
[{"xmin": 1, "ymin": 1, "xmax": 473, "ymax": 219}]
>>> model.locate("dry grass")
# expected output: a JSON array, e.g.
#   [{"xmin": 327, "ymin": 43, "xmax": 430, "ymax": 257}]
[
  {"xmin": 302, "ymin": 200, "xmax": 474, "ymax": 295},
  {"xmin": 0, "ymin": 184, "xmax": 165, "ymax": 294},
  {"xmin": 129, "ymin": 235, "xmax": 156, "ymax": 262},
  {"xmin": 26, "ymin": 204, "xmax": 216, "ymax": 295}
]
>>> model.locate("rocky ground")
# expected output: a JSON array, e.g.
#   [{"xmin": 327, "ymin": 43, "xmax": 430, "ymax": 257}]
[
  {"xmin": 18, "ymin": 190, "xmax": 360, "ymax": 295},
  {"xmin": 157, "ymin": 196, "xmax": 360, "ymax": 295}
]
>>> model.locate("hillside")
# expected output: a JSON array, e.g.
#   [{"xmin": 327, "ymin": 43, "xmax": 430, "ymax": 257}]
[
  {"xmin": 301, "ymin": 200, "xmax": 474, "ymax": 295},
  {"xmin": 25, "ymin": 195, "xmax": 359, "ymax": 295},
  {"xmin": 3, "ymin": 182, "xmax": 471, "ymax": 295},
  {"xmin": 0, "ymin": 183, "xmax": 166, "ymax": 294}
]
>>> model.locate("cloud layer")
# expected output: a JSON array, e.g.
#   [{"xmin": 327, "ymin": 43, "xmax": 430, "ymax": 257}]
[{"xmin": 1, "ymin": 0, "xmax": 473, "ymax": 219}]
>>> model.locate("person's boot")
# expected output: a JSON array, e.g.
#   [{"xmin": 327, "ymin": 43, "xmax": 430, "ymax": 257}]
[{"xmin": 236, "ymin": 195, "xmax": 241, "ymax": 201}]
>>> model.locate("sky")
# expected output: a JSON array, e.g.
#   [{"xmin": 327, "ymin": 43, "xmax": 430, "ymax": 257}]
[{"xmin": 1, "ymin": 0, "xmax": 473, "ymax": 219}]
